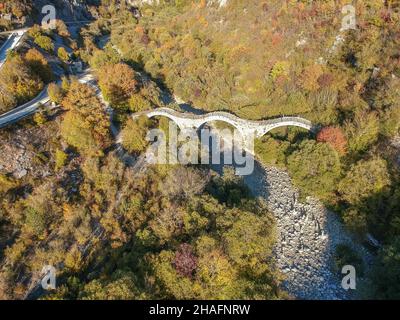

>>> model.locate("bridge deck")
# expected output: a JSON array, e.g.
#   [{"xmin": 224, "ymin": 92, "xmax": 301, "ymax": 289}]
[{"xmin": 139, "ymin": 107, "xmax": 313, "ymax": 129}]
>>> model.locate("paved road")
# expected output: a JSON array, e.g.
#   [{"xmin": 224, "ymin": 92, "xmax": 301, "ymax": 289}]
[
  {"xmin": 0, "ymin": 71, "xmax": 96, "ymax": 129},
  {"xmin": 0, "ymin": 87, "xmax": 49, "ymax": 128},
  {"xmin": 0, "ymin": 31, "xmax": 26, "ymax": 68},
  {"xmin": 0, "ymin": 28, "xmax": 29, "ymax": 36}
]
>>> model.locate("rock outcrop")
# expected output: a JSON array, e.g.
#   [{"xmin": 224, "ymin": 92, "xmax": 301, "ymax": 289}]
[{"xmin": 0, "ymin": 126, "xmax": 53, "ymax": 179}]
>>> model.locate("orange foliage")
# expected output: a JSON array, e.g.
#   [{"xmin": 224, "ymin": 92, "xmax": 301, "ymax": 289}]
[{"xmin": 317, "ymin": 126, "xmax": 347, "ymax": 154}]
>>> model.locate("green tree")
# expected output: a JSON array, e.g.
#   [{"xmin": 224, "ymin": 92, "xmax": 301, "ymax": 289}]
[
  {"xmin": 61, "ymin": 81, "xmax": 110, "ymax": 155},
  {"xmin": 25, "ymin": 48, "xmax": 53, "ymax": 82},
  {"xmin": 90, "ymin": 46, "xmax": 121, "ymax": 70},
  {"xmin": 97, "ymin": 63, "xmax": 138, "ymax": 107},
  {"xmin": 80, "ymin": 272, "xmax": 142, "ymax": 300},
  {"xmin": 345, "ymin": 111, "xmax": 380, "ymax": 154},
  {"xmin": 222, "ymin": 211, "xmax": 275, "ymax": 268},
  {"xmin": 61, "ymin": 76, "xmax": 70, "ymax": 92},
  {"xmin": 333, "ymin": 244, "xmax": 364, "ymax": 276},
  {"xmin": 287, "ymin": 140, "xmax": 342, "ymax": 200},
  {"xmin": 381, "ymin": 105, "xmax": 400, "ymax": 137},
  {"xmin": 25, "ymin": 207, "xmax": 47, "ymax": 237},
  {"xmin": 369, "ymin": 237, "xmax": 400, "ymax": 299},
  {"xmin": 255, "ymin": 136, "xmax": 289, "ymax": 168},
  {"xmin": 33, "ymin": 109, "xmax": 47, "ymax": 126},
  {"xmin": 342, "ymin": 208, "xmax": 368, "ymax": 238},
  {"xmin": 338, "ymin": 157, "xmax": 390, "ymax": 205}
]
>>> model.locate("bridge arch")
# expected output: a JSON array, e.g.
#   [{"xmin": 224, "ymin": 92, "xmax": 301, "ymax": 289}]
[
  {"xmin": 193, "ymin": 114, "xmax": 242, "ymax": 132},
  {"xmin": 145, "ymin": 110, "xmax": 187, "ymax": 131},
  {"xmin": 256, "ymin": 120, "xmax": 315, "ymax": 138}
]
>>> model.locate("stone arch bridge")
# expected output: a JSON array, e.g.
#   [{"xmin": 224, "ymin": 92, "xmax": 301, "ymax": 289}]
[{"xmin": 132, "ymin": 107, "xmax": 315, "ymax": 139}]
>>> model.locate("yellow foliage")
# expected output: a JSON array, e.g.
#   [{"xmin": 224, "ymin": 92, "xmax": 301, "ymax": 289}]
[{"xmin": 64, "ymin": 247, "xmax": 83, "ymax": 272}]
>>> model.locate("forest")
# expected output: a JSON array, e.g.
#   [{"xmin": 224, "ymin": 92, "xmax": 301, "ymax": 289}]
[
  {"xmin": 0, "ymin": 0, "xmax": 399, "ymax": 300},
  {"xmin": 83, "ymin": 1, "xmax": 400, "ymax": 298}
]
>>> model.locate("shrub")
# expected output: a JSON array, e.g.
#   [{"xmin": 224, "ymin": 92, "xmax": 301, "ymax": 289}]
[
  {"xmin": 55, "ymin": 149, "xmax": 68, "ymax": 171},
  {"xmin": 25, "ymin": 207, "xmax": 47, "ymax": 236},
  {"xmin": 47, "ymin": 83, "xmax": 64, "ymax": 104},
  {"xmin": 57, "ymin": 47, "xmax": 70, "ymax": 62},
  {"xmin": 33, "ymin": 110, "xmax": 47, "ymax": 126},
  {"xmin": 34, "ymin": 35, "xmax": 54, "ymax": 52}
]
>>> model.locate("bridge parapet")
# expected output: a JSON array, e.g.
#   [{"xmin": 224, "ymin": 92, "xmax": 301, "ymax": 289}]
[{"xmin": 131, "ymin": 107, "xmax": 314, "ymax": 137}]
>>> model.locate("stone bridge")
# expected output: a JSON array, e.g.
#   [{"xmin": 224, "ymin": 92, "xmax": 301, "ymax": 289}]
[{"xmin": 133, "ymin": 107, "xmax": 315, "ymax": 138}]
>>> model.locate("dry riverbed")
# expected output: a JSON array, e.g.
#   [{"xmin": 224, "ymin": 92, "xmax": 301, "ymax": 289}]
[{"xmin": 241, "ymin": 161, "xmax": 373, "ymax": 300}]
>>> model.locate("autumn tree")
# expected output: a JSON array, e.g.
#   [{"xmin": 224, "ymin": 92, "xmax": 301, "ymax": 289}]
[
  {"xmin": 0, "ymin": 82, "xmax": 16, "ymax": 112},
  {"xmin": 97, "ymin": 63, "xmax": 138, "ymax": 107},
  {"xmin": 316, "ymin": 126, "xmax": 347, "ymax": 154},
  {"xmin": 160, "ymin": 166, "xmax": 209, "ymax": 201},
  {"xmin": 299, "ymin": 64, "xmax": 324, "ymax": 92},
  {"xmin": 0, "ymin": 0, "xmax": 32, "ymax": 18},
  {"xmin": 173, "ymin": 244, "xmax": 198, "ymax": 278},
  {"xmin": 0, "ymin": 174, "xmax": 15, "ymax": 194},
  {"xmin": 24, "ymin": 48, "xmax": 53, "ymax": 82},
  {"xmin": 0, "ymin": 55, "xmax": 43, "ymax": 110},
  {"xmin": 128, "ymin": 93, "xmax": 152, "ymax": 112},
  {"xmin": 61, "ymin": 81, "xmax": 111, "ymax": 155},
  {"xmin": 55, "ymin": 19, "xmax": 70, "ymax": 38},
  {"xmin": 47, "ymin": 83, "xmax": 64, "ymax": 104},
  {"xmin": 120, "ymin": 116, "xmax": 152, "ymax": 154}
]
